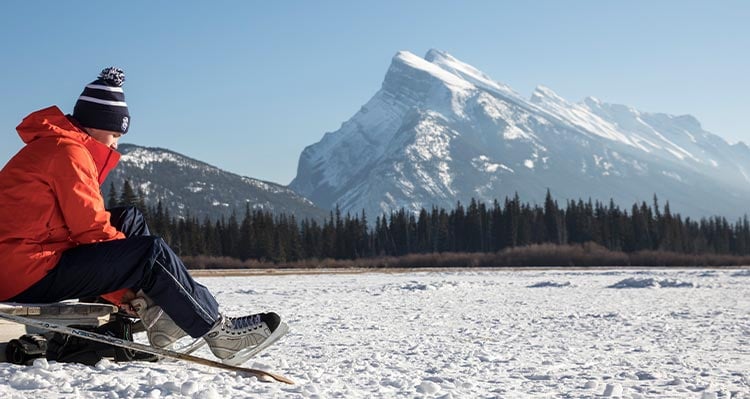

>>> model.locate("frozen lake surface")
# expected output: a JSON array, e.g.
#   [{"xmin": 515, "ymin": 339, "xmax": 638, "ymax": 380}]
[{"xmin": 1, "ymin": 268, "xmax": 749, "ymax": 398}]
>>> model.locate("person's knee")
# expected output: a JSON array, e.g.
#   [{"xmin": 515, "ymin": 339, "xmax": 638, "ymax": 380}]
[
  {"xmin": 140, "ymin": 236, "xmax": 172, "ymax": 284},
  {"xmin": 145, "ymin": 236, "xmax": 192, "ymax": 286},
  {"xmin": 110, "ymin": 206, "xmax": 150, "ymax": 237},
  {"xmin": 148, "ymin": 236, "xmax": 168, "ymax": 252},
  {"xmin": 148, "ymin": 237, "xmax": 180, "ymax": 266},
  {"xmin": 120, "ymin": 205, "xmax": 145, "ymax": 220}
]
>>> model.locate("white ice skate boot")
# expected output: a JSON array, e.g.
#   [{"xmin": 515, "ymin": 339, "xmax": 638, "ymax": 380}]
[
  {"xmin": 130, "ymin": 293, "xmax": 204, "ymax": 353},
  {"xmin": 203, "ymin": 312, "xmax": 288, "ymax": 366}
]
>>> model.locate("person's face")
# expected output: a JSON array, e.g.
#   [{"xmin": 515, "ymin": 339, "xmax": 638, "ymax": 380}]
[{"xmin": 86, "ymin": 128, "xmax": 122, "ymax": 150}]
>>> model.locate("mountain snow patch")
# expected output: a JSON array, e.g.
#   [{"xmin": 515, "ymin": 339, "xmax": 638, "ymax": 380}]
[
  {"xmin": 121, "ymin": 148, "xmax": 198, "ymax": 170},
  {"xmin": 661, "ymin": 171, "xmax": 683, "ymax": 182},
  {"xmin": 438, "ymin": 161, "xmax": 454, "ymax": 194},
  {"xmin": 137, "ymin": 181, "xmax": 152, "ymax": 196},
  {"xmin": 593, "ymin": 154, "xmax": 614, "ymax": 173},
  {"xmin": 407, "ymin": 117, "xmax": 453, "ymax": 161},
  {"xmin": 472, "ymin": 156, "xmax": 514, "ymax": 174},
  {"xmin": 186, "ymin": 181, "xmax": 206, "ymax": 193},
  {"xmin": 503, "ymin": 124, "xmax": 529, "ymax": 140}
]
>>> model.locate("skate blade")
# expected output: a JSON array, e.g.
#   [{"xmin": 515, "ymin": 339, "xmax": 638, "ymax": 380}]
[
  {"xmin": 168, "ymin": 336, "xmax": 206, "ymax": 354},
  {"xmin": 221, "ymin": 322, "xmax": 289, "ymax": 366}
]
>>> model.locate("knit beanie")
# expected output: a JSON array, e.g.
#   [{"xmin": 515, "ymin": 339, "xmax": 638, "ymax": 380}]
[{"xmin": 73, "ymin": 67, "xmax": 130, "ymax": 133}]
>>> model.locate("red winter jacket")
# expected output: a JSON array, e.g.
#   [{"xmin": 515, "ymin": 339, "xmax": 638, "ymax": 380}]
[{"xmin": 0, "ymin": 106, "xmax": 127, "ymax": 302}]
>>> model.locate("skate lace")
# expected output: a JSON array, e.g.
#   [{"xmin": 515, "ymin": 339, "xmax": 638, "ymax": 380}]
[{"xmin": 226, "ymin": 314, "xmax": 263, "ymax": 334}]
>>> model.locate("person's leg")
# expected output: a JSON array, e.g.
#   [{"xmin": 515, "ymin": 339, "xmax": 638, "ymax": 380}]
[
  {"xmin": 108, "ymin": 206, "xmax": 151, "ymax": 237},
  {"xmin": 10, "ymin": 236, "xmax": 219, "ymax": 337},
  {"xmin": 78, "ymin": 206, "xmax": 150, "ymax": 304}
]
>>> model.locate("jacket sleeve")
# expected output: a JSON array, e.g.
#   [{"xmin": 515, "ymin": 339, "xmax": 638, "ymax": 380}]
[
  {"xmin": 101, "ymin": 288, "xmax": 131, "ymax": 306},
  {"xmin": 48, "ymin": 144, "xmax": 126, "ymax": 244}
]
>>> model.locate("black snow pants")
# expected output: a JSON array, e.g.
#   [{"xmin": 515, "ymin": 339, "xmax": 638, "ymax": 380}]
[{"xmin": 10, "ymin": 206, "xmax": 219, "ymax": 337}]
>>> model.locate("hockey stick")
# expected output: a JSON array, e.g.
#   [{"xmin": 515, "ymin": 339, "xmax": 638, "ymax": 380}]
[{"xmin": 0, "ymin": 311, "xmax": 294, "ymax": 384}]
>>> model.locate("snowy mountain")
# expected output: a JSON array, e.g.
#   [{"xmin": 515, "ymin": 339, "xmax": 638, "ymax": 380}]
[
  {"xmin": 105, "ymin": 144, "xmax": 328, "ymax": 221},
  {"xmin": 290, "ymin": 49, "xmax": 750, "ymax": 220}
]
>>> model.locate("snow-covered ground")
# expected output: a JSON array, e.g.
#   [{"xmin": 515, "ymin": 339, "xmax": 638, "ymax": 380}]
[{"xmin": 1, "ymin": 268, "xmax": 749, "ymax": 398}]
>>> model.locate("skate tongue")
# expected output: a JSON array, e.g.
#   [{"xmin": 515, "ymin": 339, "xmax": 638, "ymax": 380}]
[
  {"xmin": 230, "ymin": 314, "xmax": 262, "ymax": 330},
  {"xmin": 230, "ymin": 313, "xmax": 281, "ymax": 332}
]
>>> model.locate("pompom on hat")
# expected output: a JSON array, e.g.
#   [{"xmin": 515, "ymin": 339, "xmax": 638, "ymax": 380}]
[{"xmin": 73, "ymin": 67, "xmax": 130, "ymax": 133}]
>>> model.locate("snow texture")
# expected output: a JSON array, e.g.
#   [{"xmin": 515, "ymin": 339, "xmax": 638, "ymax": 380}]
[
  {"xmin": 1, "ymin": 268, "xmax": 749, "ymax": 398},
  {"xmin": 608, "ymin": 277, "xmax": 696, "ymax": 289},
  {"xmin": 527, "ymin": 281, "xmax": 572, "ymax": 288}
]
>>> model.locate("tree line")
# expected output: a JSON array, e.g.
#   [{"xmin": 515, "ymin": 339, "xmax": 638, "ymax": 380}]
[{"xmin": 108, "ymin": 181, "xmax": 750, "ymax": 263}]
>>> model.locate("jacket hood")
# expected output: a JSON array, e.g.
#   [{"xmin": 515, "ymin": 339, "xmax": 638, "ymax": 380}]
[
  {"xmin": 16, "ymin": 106, "xmax": 121, "ymax": 184},
  {"xmin": 17, "ymin": 105, "xmax": 92, "ymax": 144}
]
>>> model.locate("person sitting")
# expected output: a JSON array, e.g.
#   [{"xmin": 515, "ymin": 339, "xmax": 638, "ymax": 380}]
[{"xmin": 0, "ymin": 67, "xmax": 287, "ymax": 365}]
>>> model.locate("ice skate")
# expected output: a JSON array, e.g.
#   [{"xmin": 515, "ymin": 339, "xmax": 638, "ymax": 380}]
[
  {"xmin": 130, "ymin": 293, "xmax": 205, "ymax": 354},
  {"xmin": 203, "ymin": 312, "xmax": 288, "ymax": 366}
]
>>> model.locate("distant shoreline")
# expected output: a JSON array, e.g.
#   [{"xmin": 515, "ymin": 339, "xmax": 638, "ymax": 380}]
[
  {"xmin": 184, "ymin": 243, "xmax": 750, "ymax": 275},
  {"xmin": 189, "ymin": 265, "xmax": 749, "ymax": 277}
]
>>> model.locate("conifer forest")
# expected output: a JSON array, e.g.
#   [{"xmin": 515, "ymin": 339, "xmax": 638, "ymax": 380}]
[{"xmin": 108, "ymin": 180, "xmax": 750, "ymax": 266}]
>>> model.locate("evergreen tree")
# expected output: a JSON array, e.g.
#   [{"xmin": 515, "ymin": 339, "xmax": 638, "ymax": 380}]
[
  {"xmin": 119, "ymin": 180, "xmax": 138, "ymax": 207},
  {"xmin": 543, "ymin": 189, "xmax": 563, "ymax": 244},
  {"xmin": 223, "ymin": 211, "xmax": 240, "ymax": 259},
  {"xmin": 466, "ymin": 199, "xmax": 483, "ymax": 252},
  {"xmin": 137, "ymin": 188, "xmax": 149, "ymax": 220},
  {"xmin": 107, "ymin": 182, "xmax": 119, "ymax": 209},
  {"xmin": 129, "ymin": 188, "xmax": 750, "ymax": 265},
  {"xmin": 238, "ymin": 205, "xmax": 254, "ymax": 261}
]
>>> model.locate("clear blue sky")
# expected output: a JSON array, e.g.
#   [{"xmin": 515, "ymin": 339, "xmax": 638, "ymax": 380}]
[{"xmin": 1, "ymin": 1, "xmax": 748, "ymax": 185}]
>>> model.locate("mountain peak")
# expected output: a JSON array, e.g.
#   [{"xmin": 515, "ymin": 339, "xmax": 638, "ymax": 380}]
[
  {"xmin": 385, "ymin": 51, "xmax": 474, "ymax": 94},
  {"xmin": 424, "ymin": 48, "xmax": 451, "ymax": 62},
  {"xmin": 583, "ymin": 96, "xmax": 602, "ymax": 107},
  {"xmin": 393, "ymin": 50, "xmax": 423, "ymax": 65},
  {"xmin": 422, "ymin": 49, "xmax": 519, "ymax": 100},
  {"xmin": 732, "ymin": 140, "xmax": 750, "ymax": 151},
  {"xmin": 673, "ymin": 114, "xmax": 702, "ymax": 130},
  {"xmin": 423, "ymin": 48, "xmax": 485, "ymax": 77},
  {"xmin": 530, "ymin": 85, "xmax": 569, "ymax": 106},
  {"xmin": 292, "ymin": 49, "xmax": 749, "ymax": 221}
]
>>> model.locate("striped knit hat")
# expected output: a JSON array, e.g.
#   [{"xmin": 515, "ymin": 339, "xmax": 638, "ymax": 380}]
[{"xmin": 73, "ymin": 67, "xmax": 130, "ymax": 133}]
